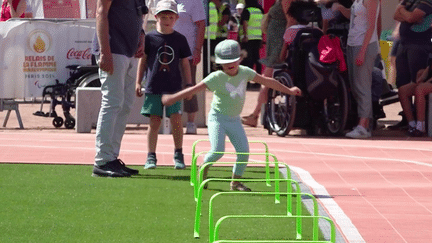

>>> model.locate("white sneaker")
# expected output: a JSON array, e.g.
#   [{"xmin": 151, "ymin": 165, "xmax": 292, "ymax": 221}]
[
  {"xmin": 185, "ymin": 122, "xmax": 197, "ymax": 134},
  {"xmin": 345, "ymin": 125, "xmax": 371, "ymax": 139}
]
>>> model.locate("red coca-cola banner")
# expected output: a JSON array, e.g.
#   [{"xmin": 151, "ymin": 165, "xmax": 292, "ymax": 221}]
[{"xmin": 66, "ymin": 48, "xmax": 92, "ymax": 60}]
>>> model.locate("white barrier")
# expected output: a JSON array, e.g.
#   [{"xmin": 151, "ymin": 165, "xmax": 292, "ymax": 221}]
[{"xmin": 75, "ymin": 87, "xmax": 206, "ymax": 133}]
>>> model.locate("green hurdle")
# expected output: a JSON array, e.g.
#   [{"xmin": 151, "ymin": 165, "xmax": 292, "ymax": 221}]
[
  {"xmin": 209, "ymin": 192, "xmax": 320, "ymax": 242},
  {"xmin": 195, "ymin": 160, "xmax": 292, "ymax": 202},
  {"xmin": 194, "ymin": 178, "xmax": 301, "ymax": 239},
  {"xmin": 213, "ymin": 215, "xmax": 336, "ymax": 243},
  {"xmin": 190, "ymin": 139, "xmax": 271, "ymax": 187},
  {"xmin": 193, "ymin": 152, "xmax": 292, "ymax": 201}
]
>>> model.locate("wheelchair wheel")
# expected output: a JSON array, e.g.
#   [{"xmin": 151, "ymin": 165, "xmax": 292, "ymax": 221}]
[
  {"xmin": 322, "ymin": 73, "xmax": 348, "ymax": 135},
  {"xmin": 78, "ymin": 73, "xmax": 101, "ymax": 87},
  {"xmin": 53, "ymin": 117, "xmax": 64, "ymax": 128},
  {"xmin": 266, "ymin": 71, "xmax": 296, "ymax": 137},
  {"xmin": 64, "ymin": 118, "xmax": 75, "ymax": 129}
]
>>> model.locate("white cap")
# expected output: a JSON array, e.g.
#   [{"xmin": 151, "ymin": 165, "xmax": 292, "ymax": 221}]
[{"xmin": 236, "ymin": 3, "xmax": 245, "ymax": 9}]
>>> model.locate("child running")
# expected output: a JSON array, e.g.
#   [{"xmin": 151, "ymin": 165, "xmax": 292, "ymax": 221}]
[
  {"xmin": 162, "ymin": 39, "xmax": 302, "ymax": 191},
  {"xmin": 135, "ymin": 0, "xmax": 192, "ymax": 170}
]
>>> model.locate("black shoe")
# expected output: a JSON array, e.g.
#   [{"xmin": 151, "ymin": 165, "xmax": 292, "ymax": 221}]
[
  {"xmin": 388, "ymin": 116, "xmax": 408, "ymax": 130},
  {"xmin": 408, "ymin": 127, "xmax": 426, "ymax": 137},
  {"xmin": 380, "ymin": 90, "xmax": 399, "ymax": 106},
  {"xmin": 92, "ymin": 160, "xmax": 131, "ymax": 177},
  {"xmin": 373, "ymin": 102, "xmax": 386, "ymax": 120},
  {"xmin": 117, "ymin": 159, "xmax": 139, "ymax": 175}
]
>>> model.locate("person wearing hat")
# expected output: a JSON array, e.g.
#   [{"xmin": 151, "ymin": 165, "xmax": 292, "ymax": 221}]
[
  {"xmin": 135, "ymin": 0, "xmax": 193, "ymax": 170},
  {"xmin": 161, "ymin": 39, "xmax": 301, "ymax": 191},
  {"xmin": 92, "ymin": 0, "xmax": 147, "ymax": 177}
]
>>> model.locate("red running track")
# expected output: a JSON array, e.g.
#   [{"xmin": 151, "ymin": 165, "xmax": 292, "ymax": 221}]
[{"xmin": 1, "ymin": 131, "xmax": 432, "ymax": 243}]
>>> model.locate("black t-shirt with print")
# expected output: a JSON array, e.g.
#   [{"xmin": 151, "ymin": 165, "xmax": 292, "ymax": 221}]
[{"xmin": 144, "ymin": 30, "xmax": 191, "ymax": 94}]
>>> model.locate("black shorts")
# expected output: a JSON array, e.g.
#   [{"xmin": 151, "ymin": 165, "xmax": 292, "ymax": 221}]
[{"xmin": 395, "ymin": 43, "xmax": 431, "ymax": 87}]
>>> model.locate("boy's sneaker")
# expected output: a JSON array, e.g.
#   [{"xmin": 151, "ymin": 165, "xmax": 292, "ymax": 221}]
[
  {"xmin": 92, "ymin": 160, "xmax": 131, "ymax": 177},
  {"xmin": 144, "ymin": 156, "xmax": 157, "ymax": 169},
  {"xmin": 117, "ymin": 159, "xmax": 139, "ymax": 175},
  {"xmin": 345, "ymin": 125, "xmax": 371, "ymax": 139},
  {"xmin": 173, "ymin": 153, "xmax": 186, "ymax": 169},
  {"xmin": 186, "ymin": 122, "xmax": 197, "ymax": 134}
]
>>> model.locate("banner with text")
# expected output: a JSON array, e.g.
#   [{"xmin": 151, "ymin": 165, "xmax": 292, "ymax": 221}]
[{"xmin": 0, "ymin": 19, "xmax": 95, "ymax": 98}]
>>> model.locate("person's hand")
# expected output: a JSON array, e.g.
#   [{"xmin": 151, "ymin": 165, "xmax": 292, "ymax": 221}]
[
  {"xmin": 161, "ymin": 94, "xmax": 175, "ymax": 106},
  {"xmin": 135, "ymin": 84, "xmax": 143, "ymax": 97},
  {"xmin": 290, "ymin": 86, "xmax": 302, "ymax": 96},
  {"xmin": 99, "ymin": 53, "xmax": 114, "ymax": 75},
  {"xmin": 355, "ymin": 52, "xmax": 365, "ymax": 66}
]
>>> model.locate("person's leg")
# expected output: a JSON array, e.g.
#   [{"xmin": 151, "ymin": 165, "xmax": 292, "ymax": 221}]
[
  {"xmin": 95, "ymin": 54, "xmax": 130, "ymax": 165},
  {"xmin": 167, "ymin": 100, "xmax": 186, "ymax": 169},
  {"xmin": 147, "ymin": 115, "xmax": 162, "ymax": 153},
  {"xmin": 242, "ymin": 66, "xmax": 272, "ymax": 127},
  {"xmin": 352, "ymin": 44, "xmax": 376, "ymax": 126},
  {"xmin": 202, "ymin": 112, "xmax": 226, "ymax": 187},
  {"xmin": 225, "ymin": 116, "xmax": 250, "ymax": 190},
  {"xmin": 141, "ymin": 94, "xmax": 164, "ymax": 169},
  {"xmin": 111, "ymin": 58, "xmax": 137, "ymax": 158},
  {"xmin": 398, "ymin": 83, "xmax": 417, "ymax": 123},
  {"xmin": 414, "ymin": 82, "xmax": 432, "ymax": 132},
  {"xmin": 182, "ymin": 60, "xmax": 199, "ymax": 134},
  {"xmin": 346, "ymin": 43, "xmax": 377, "ymax": 138}
]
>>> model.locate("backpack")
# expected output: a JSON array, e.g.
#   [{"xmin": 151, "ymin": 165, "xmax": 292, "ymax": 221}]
[{"xmin": 305, "ymin": 47, "xmax": 339, "ymax": 100}]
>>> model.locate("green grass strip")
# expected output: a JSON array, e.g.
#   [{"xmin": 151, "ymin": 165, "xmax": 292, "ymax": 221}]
[{"xmin": 0, "ymin": 164, "xmax": 323, "ymax": 242}]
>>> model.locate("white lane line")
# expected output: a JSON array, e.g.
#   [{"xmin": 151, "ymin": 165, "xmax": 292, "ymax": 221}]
[{"xmin": 290, "ymin": 165, "xmax": 365, "ymax": 243}]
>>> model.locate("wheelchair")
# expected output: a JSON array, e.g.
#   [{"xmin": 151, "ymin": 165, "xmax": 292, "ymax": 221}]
[
  {"xmin": 265, "ymin": 27, "xmax": 350, "ymax": 137},
  {"xmin": 33, "ymin": 61, "xmax": 100, "ymax": 129}
]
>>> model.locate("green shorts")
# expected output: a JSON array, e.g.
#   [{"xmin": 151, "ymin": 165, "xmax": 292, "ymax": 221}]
[{"xmin": 141, "ymin": 94, "xmax": 182, "ymax": 117}]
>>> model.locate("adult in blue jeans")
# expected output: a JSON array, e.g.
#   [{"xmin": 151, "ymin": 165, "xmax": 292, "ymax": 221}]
[{"xmin": 91, "ymin": 0, "xmax": 147, "ymax": 177}]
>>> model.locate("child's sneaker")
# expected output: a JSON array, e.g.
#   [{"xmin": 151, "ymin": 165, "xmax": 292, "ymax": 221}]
[
  {"xmin": 173, "ymin": 152, "xmax": 185, "ymax": 169},
  {"xmin": 144, "ymin": 156, "xmax": 157, "ymax": 169},
  {"xmin": 186, "ymin": 122, "xmax": 197, "ymax": 134},
  {"xmin": 345, "ymin": 125, "xmax": 371, "ymax": 139}
]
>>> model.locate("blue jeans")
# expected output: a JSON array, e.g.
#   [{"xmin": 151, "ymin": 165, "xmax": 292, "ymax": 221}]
[
  {"xmin": 95, "ymin": 54, "xmax": 137, "ymax": 165},
  {"xmin": 204, "ymin": 111, "xmax": 249, "ymax": 176}
]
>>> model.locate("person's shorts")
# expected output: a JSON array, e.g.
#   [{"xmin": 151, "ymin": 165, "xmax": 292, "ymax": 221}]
[
  {"xmin": 141, "ymin": 94, "xmax": 182, "ymax": 117},
  {"xmin": 395, "ymin": 43, "xmax": 432, "ymax": 88}
]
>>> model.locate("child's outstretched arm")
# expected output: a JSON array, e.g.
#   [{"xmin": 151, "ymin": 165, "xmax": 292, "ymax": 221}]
[
  {"xmin": 135, "ymin": 53, "xmax": 148, "ymax": 97},
  {"xmin": 162, "ymin": 82, "xmax": 208, "ymax": 107},
  {"xmin": 252, "ymin": 73, "xmax": 302, "ymax": 96}
]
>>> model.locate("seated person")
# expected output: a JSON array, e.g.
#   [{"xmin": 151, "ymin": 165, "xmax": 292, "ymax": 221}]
[
  {"xmin": 279, "ymin": 1, "xmax": 321, "ymax": 62},
  {"xmin": 398, "ymin": 62, "xmax": 432, "ymax": 137}
]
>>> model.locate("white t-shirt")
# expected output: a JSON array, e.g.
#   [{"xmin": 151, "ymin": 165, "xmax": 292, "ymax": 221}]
[
  {"xmin": 347, "ymin": 0, "xmax": 379, "ymax": 46},
  {"xmin": 173, "ymin": 0, "xmax": 206, "ymax": 56}
]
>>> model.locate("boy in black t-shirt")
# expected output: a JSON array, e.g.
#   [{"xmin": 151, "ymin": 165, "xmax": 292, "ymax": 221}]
[{"xmin": 135, "ymin": 0, "xmax": 192, "ymax": 170}]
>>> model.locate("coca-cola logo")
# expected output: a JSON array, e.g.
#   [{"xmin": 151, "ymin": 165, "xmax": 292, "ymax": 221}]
[{"xmin": 67, "ymin": 48, "xmax": 92, "ymax": 59}]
